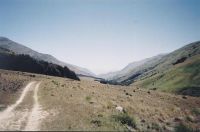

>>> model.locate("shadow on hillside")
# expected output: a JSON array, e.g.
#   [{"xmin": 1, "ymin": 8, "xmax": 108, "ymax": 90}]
[{"xmin": 178, "ymin": 86, "xmax": 200, "ymax": 97}]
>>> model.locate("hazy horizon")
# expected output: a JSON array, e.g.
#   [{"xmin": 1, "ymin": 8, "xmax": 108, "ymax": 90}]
[{"xmin": 0, "ymin": 0, "xmax": 200, "ymax": 74}]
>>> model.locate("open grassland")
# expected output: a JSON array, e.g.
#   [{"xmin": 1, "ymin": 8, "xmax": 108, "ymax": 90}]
[
  {"xmin": 38, "ymin": 75, "xmax": 200, "ymax": 131},
  {"xmin": 0, "ymin": 69, "xmax": 200, "ymax": 131}
]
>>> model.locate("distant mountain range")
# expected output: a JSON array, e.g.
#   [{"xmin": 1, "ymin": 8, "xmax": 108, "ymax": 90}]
[
  {"xmin": 1, "ymin": 36, "xmax": 199, "ymax": 96},
  {"xmin": 101, "ymin": 41, "xmax": 200, "ymax": 96},
  {"xmin": 0, "ymin": 37, "xmax": 95, "ymax": 77},
  {"xmin": 99, "ymin": 54, "xmax": 166, "ymax": 79}
]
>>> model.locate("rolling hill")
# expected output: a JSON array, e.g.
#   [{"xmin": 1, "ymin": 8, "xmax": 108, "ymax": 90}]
[
  {"xmin": 0, "ymin": 37, "xmax": 95, "ymax": 77},
  {"xmin": 103, "ymin": 41, "xmax": 200, "ymax": 96},
  {"xmin": 0, "ymin": 47, "xmax": 80, "ymax": 80}
]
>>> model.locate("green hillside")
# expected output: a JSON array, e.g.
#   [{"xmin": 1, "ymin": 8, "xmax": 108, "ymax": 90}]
[
  {"xmin": 133, "ymin": 54, "xmax": 200, "ymax": 96},
  {"xmin": 104, "ymin": 41, "xmax": 200, "ymax": 96}
]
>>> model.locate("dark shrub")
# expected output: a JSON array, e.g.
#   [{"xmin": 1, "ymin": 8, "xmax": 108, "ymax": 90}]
[{"xmin": 112, "ymin": 113, "xmax": 136, "ymax": 128}]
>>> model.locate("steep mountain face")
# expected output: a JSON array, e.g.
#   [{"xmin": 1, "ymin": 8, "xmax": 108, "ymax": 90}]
[
  {"xmin": 0, "ymin": 47, "xmax": 80, "ymax": 80},
  {"xmin": 105, "ymin": 41, "xmax": 200, "ymax": 96},
  {"xmin": 0, "ymin": 37, "xmax": 95, "ymax": 77}
]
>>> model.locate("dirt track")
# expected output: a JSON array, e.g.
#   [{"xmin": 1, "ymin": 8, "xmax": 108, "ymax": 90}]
[{"xmin": 0, "ymin": 81, "xmax": 45, "ymax": 131}]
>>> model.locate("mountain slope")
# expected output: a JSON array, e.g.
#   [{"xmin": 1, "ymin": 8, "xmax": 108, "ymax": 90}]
[
  {"xmin": 106, "ymin": 41, "xmax": 200, "ymax": 96},
  {"xmin": 0, "ymin": 37, "xmax": 95, "ymax": 77},
  {"xmin": 133, "ymin": 54, "xmax": 200, "ymax": 96},
  {"xmin": 0, "ymin": 47, "xmax": 80, "ymax": 80},
  {"xmin": 99, "ymin": 54, "xmax": 165, "ymax": 80}
]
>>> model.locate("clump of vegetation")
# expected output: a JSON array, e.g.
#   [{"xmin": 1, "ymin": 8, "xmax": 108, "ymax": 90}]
[
  {"xmin": 106, "ymin": 101, "xmax": 113, "ymax": 109},
  {"xmin": 112, "ymin": 113, "xmax": 136, "ymax": 128},
  {"xmin": 192, "ymin": 108, "xmax": 200, "ymax": 115},
  {"xmin": 173, "ymin": 57, "xmax": 187, "ymax": 65},
  {"xmin": 98, "ymin": 114, "xmax": 103, "ymax": 117},
  {"xmin": 85, "ymin": 96, "xmax": 91, "ymax": 101},
  {"xmin": 0, "ymin": 105, "xmax": 6, "ymax": 111},
  {"xmin": 52, "ymin": 80, "xmax": 59, "ymax": 86},
  {"xmin": 91, "ymin": 120, "xmax": 102, "ymax": 127},
  {"xmin": 151, "ymin": 122, "xmax": 162, "ymax": 131},
  {"xmin": 29, "ymin": 74, "xmax": 36, "ymax": 77},
  {"xmin": 175, "ymin": 123, "xmax": 195, "ymax": 132},
  {"xmin": 186, "ymin": 115, "xmax": 195, "ymax": 122},
  {"xmin": 61, "ymin": 84, "xmax": 66, "ymax": 87}
]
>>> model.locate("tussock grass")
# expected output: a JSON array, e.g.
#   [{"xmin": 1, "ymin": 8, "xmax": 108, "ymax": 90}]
[
  {"xmin": 175, "ymin": 123, "xmax": 196, "ymax": 132},
  {"xmin": 192, "ymin": 108, "xmax": 200, "ymax": 115},
  {"xmin": 52, "ymin": 80, "xmax": 59, "ymax": 86},
  {"xmin": 112, "ymin": 113, "xmax": 136, "ymax": 128},
  {"xmin": 85, "ymin": 96, "xmax": 91, "ymax": 101}
]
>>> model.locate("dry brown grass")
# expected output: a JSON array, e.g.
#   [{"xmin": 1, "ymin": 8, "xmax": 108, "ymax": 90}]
[
  {"xmin": 0, "ymin": 69, "xmax": 200, "ymax": 131},
  {"xmin": 37, "ymin": 75, "xmax": 200, "ymax": 131}
]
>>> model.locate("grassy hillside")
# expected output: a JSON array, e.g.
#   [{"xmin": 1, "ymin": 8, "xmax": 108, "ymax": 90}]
[
  {"xmin": 105, "ymin": 41, "xmax": 200, "ymax": 96},
  {"xmin": 133, "ymin": 55, "xmax": 200, "ymax": 96}
]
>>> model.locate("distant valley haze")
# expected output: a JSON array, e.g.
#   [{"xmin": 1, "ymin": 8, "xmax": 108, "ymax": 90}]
[{"xmin": 0, "ymin": 0, "xmax": 200, "ymax": 75}]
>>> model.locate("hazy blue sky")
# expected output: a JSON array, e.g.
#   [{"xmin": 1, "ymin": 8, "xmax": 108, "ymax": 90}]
[{"xmin": 0, "ymin": 0, "xmax": 200, "ymax": 74}]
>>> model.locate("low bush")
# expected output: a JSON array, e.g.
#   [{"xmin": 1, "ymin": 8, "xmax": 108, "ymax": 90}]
[
  {"xmin": 85, "ymin": 96, "xmax": 91, "ymax": 101},
  {"xmin": 52, "ymin": 80, "xmax": 59, "ymax": 86},
  {"xmin": 112, "ymin": 113, "xmax": 136, "ymax": 128},
  {"xmin": 175, "ymin": 123, "xmax": 195, "ymax": 132},
  {"xmin": 192, "ymin": 108, "xmax": 200, "ymax": 115}
]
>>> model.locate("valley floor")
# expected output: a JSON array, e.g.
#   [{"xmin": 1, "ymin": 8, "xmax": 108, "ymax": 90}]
[{"xmin": 0, "ymin": 69, "xmax": 200, "ymax": 131}]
